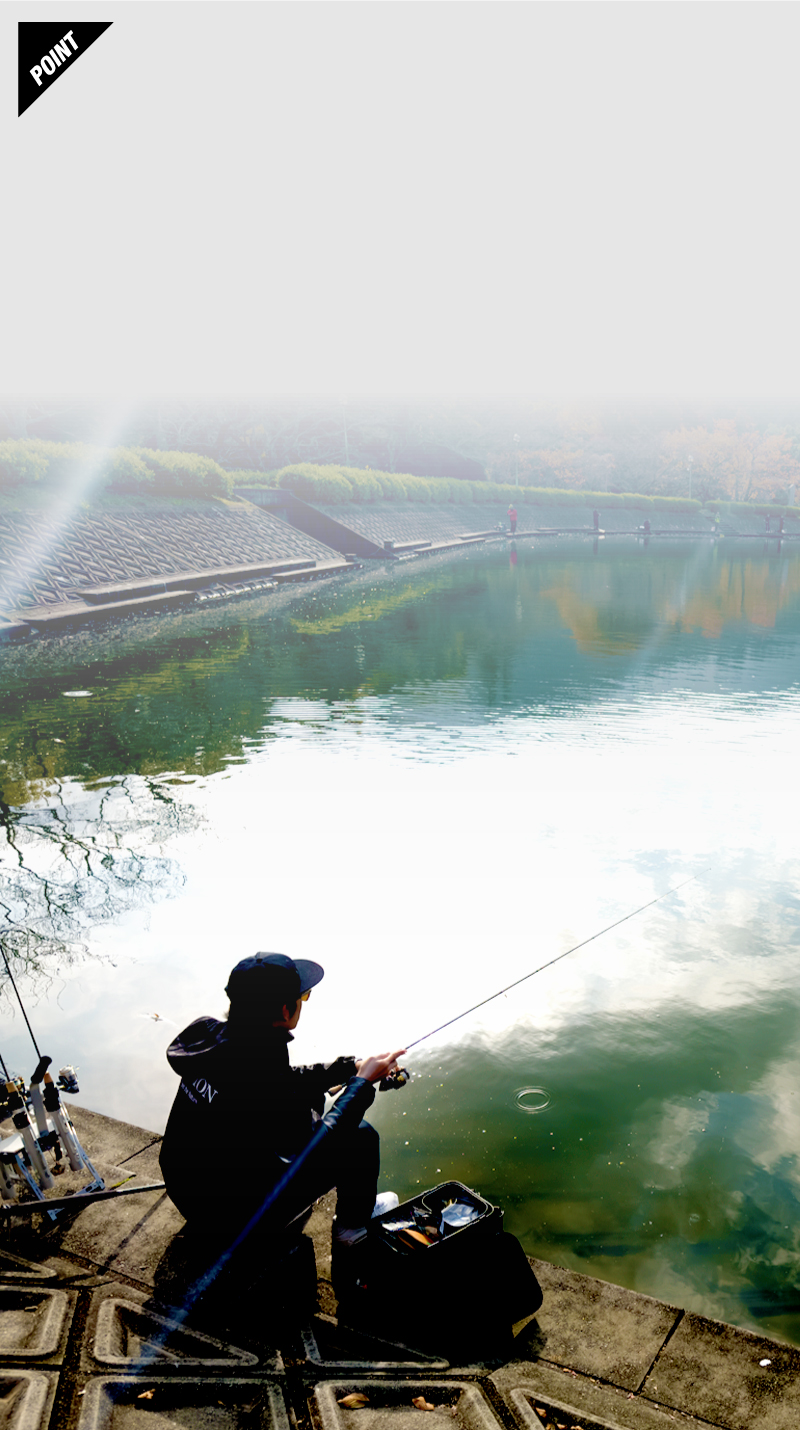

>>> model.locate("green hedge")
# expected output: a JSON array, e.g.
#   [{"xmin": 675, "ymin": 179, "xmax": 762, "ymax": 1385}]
[
  {"xmin": 267, "ymin": 466, "xmax": 707, "ymax": 510},
  {"xmin": 1, "ymin": 438, "xmax": 75, "ymax": 486},
  {"xmin": 272, "ymin": 463, "xmax": 450, "ymax": 503},
  {"xmin": 703, "ymin": 497, "xmax": 800, "ymax": 518},
  {"xmin": 128, "ymin": 447, "xmax": 230, "ymax": 496},
  {"xmin": 0, "ymin": 439, "xmax": 232, "ymax": 498},
  {"xmin": 4, "ymin": 443, "xmax": 798, "ymax": 517},
  {"xmin": 464, "ymin": 483, "xmax": 703, "ymax": 512}
]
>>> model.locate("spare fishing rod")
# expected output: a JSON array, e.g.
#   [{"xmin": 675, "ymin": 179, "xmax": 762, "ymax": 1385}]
[
  {"xmin": 0, "ymin": 937, "xmax": 164, "ymax": 1218},
  {"xmin": 0, "ymin": 1180, "xmax": 168, "ymax": 1222},
  {"xmin": 404, "ymin": 870, "xmax": 706, "ymax": 1053},
  {"xmin": 1, "ymin": 944, "xmax": 42, "ymax": 1060}
]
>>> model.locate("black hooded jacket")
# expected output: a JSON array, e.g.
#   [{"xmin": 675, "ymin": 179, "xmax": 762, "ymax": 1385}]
[{"xmin": 159, "ymin": 1016, "xmax": 375, "ymax": 1222}]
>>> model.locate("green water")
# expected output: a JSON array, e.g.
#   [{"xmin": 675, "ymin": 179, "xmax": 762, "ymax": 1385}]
[{"xmin": 2, "ymin": 537, "xmax": 800, "ymax": 1342}]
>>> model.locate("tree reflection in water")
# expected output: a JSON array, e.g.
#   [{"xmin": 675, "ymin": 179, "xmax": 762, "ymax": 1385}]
[{"xmin": 0, "ymin": 773, "xmax": 192, "ymax": 998}]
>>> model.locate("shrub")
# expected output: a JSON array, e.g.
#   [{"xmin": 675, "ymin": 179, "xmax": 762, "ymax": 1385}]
[
  {"xmin": 0, "ymin": 439, "xmax": 235, "ymax": 499},
  {"xmin": 703, "ymin": 498, "xmax": 800, "ymax": 518},
  {"xmin": 225, "ymin": 469, "xmax": 280, "ymax": 489},
  {"xmin": 0, "ymin": 438, "xmax": 64, "ymax": 487},
  {"xmin": 274, "ymin": 464, "xmax": 459, "ymax": 504},
  {"xmin": 274, "ymin": 463, "xmax": 355, "ymax": 503},
  {"xmin": 398, "ymin": 473, "xmax": 434, "ymax": 503},
  {"xmin": 102, "ymin": 447, "xmax": 155, "ymax": 491},
  {"xmin": 338, "ymin": 465, "xmax": 383, "ymax": 502},
  {"xmin": 131, "ymin": 447, "xmax": 231, "ymax": 497},
  {"xmin": 371, "ymin": 469, "xmax": 407, "ymax": 501},
  {"xmin": 469, "ymin": 481, "xmax": 521, "ymax": 504}
]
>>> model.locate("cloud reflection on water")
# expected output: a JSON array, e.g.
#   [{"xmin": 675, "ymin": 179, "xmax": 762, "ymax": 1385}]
[{"xmin": 2, "ymin": 542, "xmax": 800, "ymax": 1340}]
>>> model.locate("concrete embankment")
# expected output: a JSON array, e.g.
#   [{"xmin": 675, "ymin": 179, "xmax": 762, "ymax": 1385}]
[
  {"xmin": 3, "ymin": 493, "xmax": 799, "ymax": 640},
  {"xmin": 239, "ymin": 489, "xmax": 800, "ymax": 551},
  {"xmin": 2, "ymin": 1105, "xmax": 799, "ymax": 1429},
  {"xmin": 0, "ymin": 497, "xmax": 353, "ymax": 637}
]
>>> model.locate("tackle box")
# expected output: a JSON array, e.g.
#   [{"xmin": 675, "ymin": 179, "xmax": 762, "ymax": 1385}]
[
  {"xmin": 336, "ymin": 1181, "xmax": 542, "ymax": 1360},
  {"xmin": 371, "ymin": 1180, "xmax": 502, "ymax": 1254}
]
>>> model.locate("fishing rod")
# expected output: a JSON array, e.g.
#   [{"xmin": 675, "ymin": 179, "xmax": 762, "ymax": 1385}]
[
  {"xmin": 1, "ymin": 945, "xmax": 42, "ymax": 1059},
  {"xmin": 0, "ymin": 940, "xmax": 163, "ymax": 1216},
  {"xmin": 157, "ymin": 877, "xmax": 702, "ymax": 1342},
  {"xmin": 0, "ymin": 1181, "xmax": 167, "ymax": 1220},
  {"xmin": 404, "ymin": 870, "xmax": 706, "ymax": 1053}
]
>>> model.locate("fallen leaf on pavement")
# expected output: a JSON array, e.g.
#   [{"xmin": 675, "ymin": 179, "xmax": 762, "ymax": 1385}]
[
  {"xmin": 137, "ymin": 1390, "xmax": 155, "ymax": 1400},
  {"xmin": 412, "ymin": 1399, "xmax": 435, "ymax": 1412},
  {"xmin": 339, "ymin": 1395, "xmax": 370, "ymax": 1408}
]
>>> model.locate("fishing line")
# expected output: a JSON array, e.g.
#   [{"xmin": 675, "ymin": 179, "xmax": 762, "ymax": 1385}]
[
  {"xmin": 406, "ymin": 870, "xmax": 706, "ymax": 1051},
  {"xmin": 1, "ymin": 946, "xmax": 42, "ymax": 1060},
  {"xmin": 149, "ymin": 873, "xmax": 706, "ymax": 1344}
]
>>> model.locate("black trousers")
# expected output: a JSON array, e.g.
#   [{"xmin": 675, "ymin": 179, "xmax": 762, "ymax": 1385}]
[
  {"xmin": 183, "ymin": 1118, "xmax": 381, "ymax": 1279},
  {"xmin": 278, "ymin": 1117, "xmax": 380, "ymax": 1231}
]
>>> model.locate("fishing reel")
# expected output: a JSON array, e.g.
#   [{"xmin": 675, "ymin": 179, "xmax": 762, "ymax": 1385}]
[
  {"xmin": 57, "ymin": 1066, "xmax": 79, "ymax": 1094},
  {"xmin": 379, "ymin": 1066, "xmax": 410, "ymax": 1092}
]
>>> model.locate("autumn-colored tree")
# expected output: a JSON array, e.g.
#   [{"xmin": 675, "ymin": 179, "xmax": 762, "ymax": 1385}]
[
  {"xmin": 660, "ymin": 421, "xmax": 800, "ymax": 503},
  {"xmin": 487, "ymin": 445, "xmax": 617, "ymax": 491}
]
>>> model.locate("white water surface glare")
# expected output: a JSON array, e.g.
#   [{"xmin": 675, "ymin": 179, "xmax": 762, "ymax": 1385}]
[{"xmin": 2, "ymin": 539, "xmax": 800, "ymax": 1342}]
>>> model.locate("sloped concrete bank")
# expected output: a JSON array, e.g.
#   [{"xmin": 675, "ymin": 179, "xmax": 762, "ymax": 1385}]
[
  {"xmin": 0, "ymin": 497, "xmax": 355, "ymax": 639},
  {"xmin": 237, "ymin": 489, "xmax": 800, "ymax": 553},
  {"xmin": 1, "ymin": 1106, "xmax": 799, "ymax": 1429},
  {"xmin": 3, "ymin": 494, "xmax": 800, "ymax": 641}
]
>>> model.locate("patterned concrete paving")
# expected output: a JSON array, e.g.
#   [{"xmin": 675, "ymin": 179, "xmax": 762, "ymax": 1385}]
[
  {"xmin": 1, "ymin": 1107, "xmax": 799, "ymax": 1429},
  {"xmin": 0, "ymin": 501, "xmax": 339, "ymax": 612},
  {"xmin": 314, "ymin": 505, "xmax": 512, "ymax": 547},
  {"xmin": 4, "ymin": 497, "xmax": 795, "ymax": 630},
  {"xmin": 315, "ymin": 502, "xmax": 800, "ymax": 545}
]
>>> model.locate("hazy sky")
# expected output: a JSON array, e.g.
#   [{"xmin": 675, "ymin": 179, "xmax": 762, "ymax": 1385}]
[{"xmin": 3, "ymin": 2, "xmax": 799, "ymax": 401}]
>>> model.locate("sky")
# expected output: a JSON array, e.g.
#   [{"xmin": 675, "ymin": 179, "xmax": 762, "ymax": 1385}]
[{"xmin": 3, "ymin": 2, "xmax": 800, "ymax": 403}]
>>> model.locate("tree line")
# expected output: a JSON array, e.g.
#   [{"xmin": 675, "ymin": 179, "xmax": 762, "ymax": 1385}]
[{"xmin": 1, "ymin": 396, "xmax": 799, "ymax": 505}]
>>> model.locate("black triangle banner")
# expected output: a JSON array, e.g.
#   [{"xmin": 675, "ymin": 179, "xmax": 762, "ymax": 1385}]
[{"xmin": 18, "ymin": 22, "xmax": 112, "ymax": 118}]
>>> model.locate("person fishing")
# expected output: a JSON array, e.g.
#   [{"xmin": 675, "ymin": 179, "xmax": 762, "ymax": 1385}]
[
  {"xmin": 159, "ymin": 953, "xmax": 405, "ymax": 1290},
  {"xmin": 507, "ymin": 503, "xmax": 518, "ymax": 534}
]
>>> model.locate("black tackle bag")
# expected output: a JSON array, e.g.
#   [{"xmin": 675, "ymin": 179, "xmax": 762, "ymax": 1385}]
[{"xmin": 335, "ymin": 1181, "xmax": 543, "ymax": 1360}]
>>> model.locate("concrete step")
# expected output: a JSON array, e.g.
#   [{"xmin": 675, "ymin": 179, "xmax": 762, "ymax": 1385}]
[
  {"xmin": 272, "ymin": 560, "xmax": 354, "ymax": 583},
  {"xmin": 79, "ymin": 559, "xmax": 316, "ymax": 603},
  {"xmin": 19, "ymin": 590, "xmax": 195, "ymax": 629}
]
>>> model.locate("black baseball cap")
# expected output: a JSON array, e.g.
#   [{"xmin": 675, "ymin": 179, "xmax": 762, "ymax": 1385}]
[{"xmin": 225, "ymin": 952, "xmax": 325, "ymax": 1005}]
